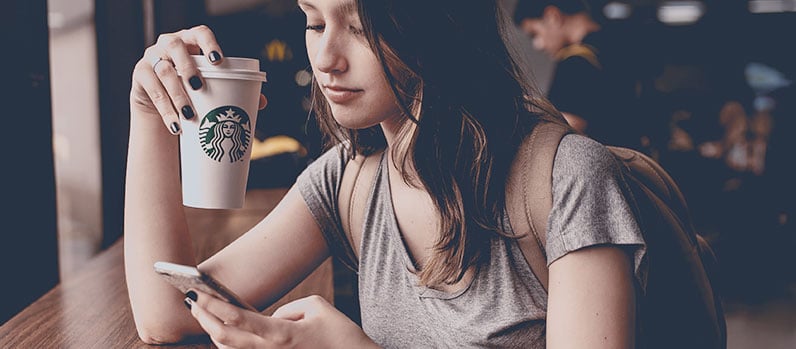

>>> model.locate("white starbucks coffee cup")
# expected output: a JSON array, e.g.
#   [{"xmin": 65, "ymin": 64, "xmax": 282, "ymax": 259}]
[{"xmin": 179, "ymin": 55, "xmax": 267, "ymax": 209}]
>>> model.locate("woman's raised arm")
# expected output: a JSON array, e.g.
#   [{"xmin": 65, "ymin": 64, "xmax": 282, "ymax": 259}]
[{"xmin": 124, "ymin": 25, "xmax": 329, "ymax": 345}]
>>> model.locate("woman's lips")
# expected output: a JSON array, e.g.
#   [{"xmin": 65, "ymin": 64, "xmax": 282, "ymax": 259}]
[{"xmin": 323, "ymin": 85, "xmax": 363, "ymax": 104}]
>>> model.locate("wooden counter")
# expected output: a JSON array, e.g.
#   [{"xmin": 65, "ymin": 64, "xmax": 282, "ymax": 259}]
[{"xmin": 0, "ymin": 188, "xmax": 333, "ymax": 348}]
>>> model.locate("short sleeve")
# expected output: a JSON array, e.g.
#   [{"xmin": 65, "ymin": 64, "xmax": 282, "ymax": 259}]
[
  {"xmin": 295, "ymin": 144, "xmax": 358, "ymax": 271},
  {"xmin": 546, "ymin": 134, "xmax": 648, "ymax": 290}
]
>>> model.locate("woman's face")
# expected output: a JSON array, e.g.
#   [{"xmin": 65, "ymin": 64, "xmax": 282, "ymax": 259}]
[
  {"xmin": 221, "ymin": 121, "xmax": 235, "ymax": 137},
  {"xmin": 299, "ymin": 0, "xmax": 402, "ymax": 129}
]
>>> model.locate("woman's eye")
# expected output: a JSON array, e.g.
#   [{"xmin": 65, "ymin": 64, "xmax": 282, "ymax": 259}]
[
  {"xmin": 305, "ymin": 24, "xmax": 325, "ymax": 32},
  {"xmin": 349, "ymin": 25, "xmax": 364, "ymax": 35}
]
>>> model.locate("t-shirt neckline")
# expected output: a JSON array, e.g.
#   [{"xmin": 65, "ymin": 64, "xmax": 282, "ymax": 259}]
[{"xmin": 377, "ymin": 153, "xmax": 476, "ymax": 300}]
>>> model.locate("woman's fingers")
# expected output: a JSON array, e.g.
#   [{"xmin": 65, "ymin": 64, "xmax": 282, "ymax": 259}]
[
  {"xmin": 271, "ymin": 295, "xmax": 327, "ymax": 321},
  {"xmin": 177, "ymin": 25, "xmax": 225, "ymax": 65},
  {"xmin": 133, "ymin": 59, "xmax": 182, "ymax": 134},
  {"xmin": 187, "ymin": 297, "xmax": 263, "ymax": 349},
  {"xmin": 259, "ymin": 94, "xmax": 268, "ymax": 110},
  {"xmin": 189, "ymin": 290, "xmax": 295, "ymax": 347},
  {"xmin": 152, "ymin": 54, "xmax": 196, "ymax": 121},
  {"xmin": 271, "ymin": 299, "xmax": 309, "ymax": 321},
  {"xmin": 132, "ymin": 24, "xmax": 223, "ymax": 134},
  {"xmin": 156, "ymin": 33, "xmax": 203, "ymax": 92},
  {"xmin": 191, "ymin": 290, "xmax": 257, "ymax": 330},
  {"xmin": 159, "ymin": 25, "xmax": 224, "ymax": 95}
]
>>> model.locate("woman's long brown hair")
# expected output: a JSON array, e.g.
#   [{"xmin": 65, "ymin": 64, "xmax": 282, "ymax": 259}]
[{"xmin": 312, "ymin": 0, "xmax": 565, "ymax": 287}]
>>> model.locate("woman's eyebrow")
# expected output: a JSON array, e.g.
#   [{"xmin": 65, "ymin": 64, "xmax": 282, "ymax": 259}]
[
  {"xmin": 297, "ymin": 0, "xmax": 357, "ymax": 16},
  {"xmin": 339, "ymin": 0, "xmax": 357, "ymax": 16},
  {"xmin": 297, "ymin": 0, "xmax": 313, "ymax": 10}
]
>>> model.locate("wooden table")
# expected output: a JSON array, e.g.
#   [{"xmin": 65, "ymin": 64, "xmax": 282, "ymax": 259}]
[{"xmin": 0, "ymin": 188, "xmax": 333, "ymax": 348}]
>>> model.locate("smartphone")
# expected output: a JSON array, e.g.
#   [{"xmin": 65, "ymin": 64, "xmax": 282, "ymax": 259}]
[{"xmin": 153, "ymin": 261, "xmax": 257, "ymax": 312}]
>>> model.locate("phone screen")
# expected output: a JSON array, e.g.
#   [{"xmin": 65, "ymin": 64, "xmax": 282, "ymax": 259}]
[{"xmin": 154, "ymin": 261, "xmax": 257, "ymax": 311}]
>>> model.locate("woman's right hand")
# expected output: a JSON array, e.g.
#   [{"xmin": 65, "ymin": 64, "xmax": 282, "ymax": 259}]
[{"xmin": 130, "ymin": 25, "xmax": 266, "ymax": 135}]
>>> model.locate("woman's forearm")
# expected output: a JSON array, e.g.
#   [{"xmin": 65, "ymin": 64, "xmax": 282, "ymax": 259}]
[{"xmin": 124, "ymin": 108, "xmax": 201, "ymax": 344}]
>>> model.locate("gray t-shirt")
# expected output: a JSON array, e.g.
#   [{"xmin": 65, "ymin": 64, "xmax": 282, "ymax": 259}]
[{"xmin": 297, "ymin": 134, "xmax": 647, "ymax": 348}]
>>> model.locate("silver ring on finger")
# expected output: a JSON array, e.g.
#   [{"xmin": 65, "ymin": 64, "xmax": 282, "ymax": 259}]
[{"xmin": 151, "ymin": 56, "xmax": 172, "ymax": 71}]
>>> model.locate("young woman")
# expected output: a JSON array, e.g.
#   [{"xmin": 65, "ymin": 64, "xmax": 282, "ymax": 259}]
[{"xmin": 125, "ymin": 0, "xmax": 645, "ymax": 347}]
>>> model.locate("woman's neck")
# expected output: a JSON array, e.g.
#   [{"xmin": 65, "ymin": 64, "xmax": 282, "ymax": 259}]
[
  {"xmin": 379, "ymin": 112, "xmax": 405, "ymax": 148},
  {"xmin": 380, "ymin": 115, "xmax": 423, "ymax": 187}
]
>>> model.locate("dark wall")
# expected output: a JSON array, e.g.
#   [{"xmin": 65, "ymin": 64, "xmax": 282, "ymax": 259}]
[
  {"xmin": 95, "ymin": 0, "xmax": 145, "ymax": 248},
  {"xmin": 0, "ymin": 0, "xmax": 59, "ymax": 324},
  {"xmin": 95, "ymin": 0, "xmax": 205, "ymax": 248}
]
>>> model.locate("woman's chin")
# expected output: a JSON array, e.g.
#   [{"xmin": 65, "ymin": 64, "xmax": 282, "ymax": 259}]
[{"xmin": 333, "ymin": 115, "xmax": 381, "ymax": 130}]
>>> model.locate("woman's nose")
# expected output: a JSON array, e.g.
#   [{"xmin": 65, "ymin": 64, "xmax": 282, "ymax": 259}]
[{"xmin": 314, "ymin": 32, "xmax": 348, "ymax": 75}]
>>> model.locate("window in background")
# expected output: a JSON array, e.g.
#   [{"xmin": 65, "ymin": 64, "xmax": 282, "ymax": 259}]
[{"xmin": 48, "ymin": 0, "xmax": 103, "ymax": 280}]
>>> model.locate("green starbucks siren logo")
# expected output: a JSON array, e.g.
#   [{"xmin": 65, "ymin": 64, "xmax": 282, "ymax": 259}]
[{"xmin": 199, "ymin": 106, "xmax": 252, "ymax": 163}]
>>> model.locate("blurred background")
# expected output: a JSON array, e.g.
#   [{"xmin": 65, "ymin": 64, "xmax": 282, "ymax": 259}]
[{"xmin": 2, "ymin": 0, "xmax": 794, "ymax": 347}]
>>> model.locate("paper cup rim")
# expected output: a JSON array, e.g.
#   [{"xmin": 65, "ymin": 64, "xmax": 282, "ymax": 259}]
[
  {"xmin": 198, "ymin": 69, "xmax": 267, "ymax": 82},
  {"xmin": 191, "ymin": 55, "xmax": 260, "ymax": 70}
]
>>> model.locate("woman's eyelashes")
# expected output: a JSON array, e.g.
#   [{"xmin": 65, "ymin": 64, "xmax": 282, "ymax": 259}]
[
  {"xmin": 304, "ymin": 23, "xmax": 364, "ymax": 35},
  {"xmin": 305, "ymin": 24, "xmax": 325, "ymax": 32},
  {"xmin": 349, "ymin": 25, "xmax": 364, "ymax": 35}
]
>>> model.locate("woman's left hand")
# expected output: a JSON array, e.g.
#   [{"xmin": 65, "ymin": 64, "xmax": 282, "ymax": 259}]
[{"xmin": 186, "ymin": 291, "xmax": 379, "ymax": 348}]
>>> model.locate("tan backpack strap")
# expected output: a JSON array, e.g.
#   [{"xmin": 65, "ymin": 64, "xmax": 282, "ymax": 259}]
[
  {"xmin": 338, "ymin": 151, "xmax": 383, "ymax": 260},
  {"xmin": 506, "ymin": 122, "xmax": 569, "ymax": 291}
]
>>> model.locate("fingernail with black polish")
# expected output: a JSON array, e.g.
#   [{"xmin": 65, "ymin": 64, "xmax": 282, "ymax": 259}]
[
  {"xmin": 186, "ymin": 290, "xmax": 198, "ymax": 302},
  {"xmin": 182, "ymin": 105, "xmax": 195, "ymax": 119},
  {"xmin": 169, "ymin": 122, "xmax": 180, "ymax": 134},
  {"xmin": 208, "ymin": 51, "xmax": 221, "ymax": 63},
  {"xmin": 189, "ymin": 76, "xmax": 203, "ymax": 90},
  {"xmin": 184, "ymin": 297, "xmax": 192, "ymax": 310}
]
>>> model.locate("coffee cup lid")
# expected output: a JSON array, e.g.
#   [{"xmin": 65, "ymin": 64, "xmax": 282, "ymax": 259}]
[{"xmin": 190, "ymin": 55, "xmax": 267, "ymax": 82}]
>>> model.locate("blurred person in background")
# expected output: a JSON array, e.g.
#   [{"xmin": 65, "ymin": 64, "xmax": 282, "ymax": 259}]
[{"xmin": 513, "ymin": 0, "xmax": 659, "ymax": 150}]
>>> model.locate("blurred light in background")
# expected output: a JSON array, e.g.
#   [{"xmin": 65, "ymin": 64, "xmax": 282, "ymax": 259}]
[
  {"xmin": 745, "ymin": 62, "xmax": 792, "ymax": 111},
  {"xmin": 294, "ymin": 69, "xmax": 312, "ymax": 87},
  {"xmin": 657, "ymin": 0, "xmax": 705, "ymax": 25},
  {"xmin": 603, "ymin": 1, "xmax": 633, "ymax": 20},
  {"xmin": 749, "ymin": 0, "xmax": 796, "ymax": 13},
  {"xmin": 745, "ymin": 62, "xmax": 793, "ymax": 95}
]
